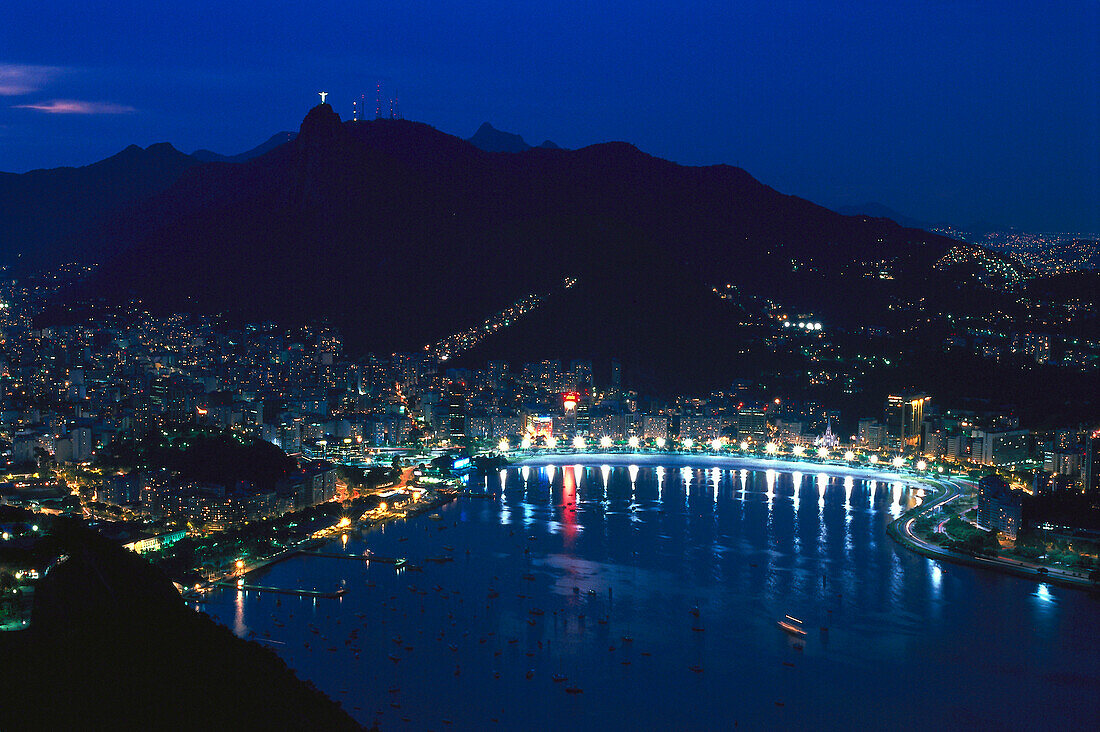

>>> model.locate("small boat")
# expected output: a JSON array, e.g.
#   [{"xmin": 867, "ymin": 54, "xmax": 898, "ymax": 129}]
[
  {"xmin": 565, "ymin": 686, "xmax": 583, "ymax": 694},
  {"xmin": 689, "ymin": 607, "xmax": 700, "ymax": 617},
  {"xmin": 529, "ymin": 608, "xmax": 545, "ymax": 616},
  {"xmin": 689, "ymin": 665, "xmax": 704, "ymax": 673},
  {"xmin": 777, "ymin": 615, "xmax": 807, "ymax": 637},
  {"xmin": 525, "ymin": 670, "xmax": 535, "ymax": 679},
  {"xmin": 552, "ymin": 674, "xmax": 568, "ymax": 683},
  {"xmin": 394, "ymin": 559, "xmax": 408, "ymax": 569}
]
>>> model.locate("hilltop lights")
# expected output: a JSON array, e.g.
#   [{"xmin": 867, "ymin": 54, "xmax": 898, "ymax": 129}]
[
  {"xmin": 600, "ymin": 435, "xmax": 612, "ymax": 448},
  {"xmin": 765, "ymin": 442, "xmax": 778, "ymax": 454},
  {"xmin": 628, "ymin": 435, "xmax": 639, "ymax": 449},
  {"xmin": 573, "ymin": 435, "xmax": 585, "ymax": 450}
]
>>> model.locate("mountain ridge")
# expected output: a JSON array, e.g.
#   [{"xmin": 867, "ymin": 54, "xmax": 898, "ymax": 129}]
[{"xmin": 66, "ymin": 105, "xmax": 961, "ymax": 392}]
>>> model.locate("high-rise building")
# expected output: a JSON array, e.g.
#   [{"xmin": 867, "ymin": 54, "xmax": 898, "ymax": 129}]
[
  {"xmin": 1084, "ymin": 431, "xmax": 1100, "ymax": 496},
  {"xmin": 976, "ymin": 474, "xmax": 1022, "ymax": 539},
  {"xmin": 446, "ymin": 381, "xmax": 467, "ymax": 445},
  {"xmin": 884, "ymin": 394, "xmax": 929, "ymax": 451},
  {"xmin": 737, "ymin": 405, "xmax": 767, "ymax": 443}
]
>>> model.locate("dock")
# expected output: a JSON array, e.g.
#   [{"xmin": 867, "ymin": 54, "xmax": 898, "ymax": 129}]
[{"xmin": 214, "ymin": 581, "xmax": 348, "ymax": 599}]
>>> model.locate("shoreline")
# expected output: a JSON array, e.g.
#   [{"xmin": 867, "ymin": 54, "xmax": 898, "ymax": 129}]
[
  {"xmin": 186, "ymin": 488, "xmax": 457, "ymax": 598},
  {"xmin": 889, "ymin": 480, "xmax": 1098, "ymax": 593}
]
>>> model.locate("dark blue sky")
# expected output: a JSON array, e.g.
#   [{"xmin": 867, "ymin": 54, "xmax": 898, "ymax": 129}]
[{"xmin": 2, "ymin": 1, "xmax": 1097, "ymax": 231}]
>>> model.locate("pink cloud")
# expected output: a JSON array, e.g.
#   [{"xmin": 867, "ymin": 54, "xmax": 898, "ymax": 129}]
[
  {"xmin": 0, "ymin": 64, "xmax": 62, "ymax": 96},
  {"xmin": 12, "ymin": 99, "xmax": 135, "ymax": 114}
]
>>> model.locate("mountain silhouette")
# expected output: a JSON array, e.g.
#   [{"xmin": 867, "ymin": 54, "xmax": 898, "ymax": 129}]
[
  {"xmin": 468, "ymin": 121, "xmax": 561, "ymax": 152},
  {"xmin": 191, "ymin": 131, "xmax": 297, "ymax": 163},
  {"xmin": 0, "ymin": 142, "xmax": 199, "ymax": 268},
  {"xmin": 70, "ymin": 105, "xmax": 963, "ymax": 392}
]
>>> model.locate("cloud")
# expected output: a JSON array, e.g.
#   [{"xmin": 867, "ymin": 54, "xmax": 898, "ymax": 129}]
[
  {"xmin": 12, "ymin": 99, "xmax": 136, "ymax": 114},
  {"xmin": 0, "ymin": 63, "xmax": 62, "ymax": 96}
]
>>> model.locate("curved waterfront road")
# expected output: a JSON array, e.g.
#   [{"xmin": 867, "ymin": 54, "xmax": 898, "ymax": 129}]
[{"xmin": 892, "ymin": 478, "xmax": 1096, "ymax": 591}]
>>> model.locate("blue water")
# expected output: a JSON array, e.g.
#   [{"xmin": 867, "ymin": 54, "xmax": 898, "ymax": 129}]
[{"xmin": 196, "ymin": 460, "xmax": 1100, "ymax": 731}]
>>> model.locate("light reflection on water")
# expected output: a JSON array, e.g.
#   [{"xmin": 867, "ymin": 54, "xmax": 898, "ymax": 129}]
[{"xmin": 196, "ymin": 465, "xmax": 1100, "ymax": 732}]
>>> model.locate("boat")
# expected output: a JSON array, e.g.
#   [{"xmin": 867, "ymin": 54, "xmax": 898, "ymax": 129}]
[
  {"xmin": 394, "ymin": 558, "xmax": 408, "ymax": 569},
  {"xmin": 552, "ymin": 674, "xmax": 568, "ymax": 683},
  {"xmin": 565, "ymin": 686, "xmax": 583, "ymax": 694},
  {"xmin": 777, "ymin": 615, "xmax": 807, "ymax": 637}
]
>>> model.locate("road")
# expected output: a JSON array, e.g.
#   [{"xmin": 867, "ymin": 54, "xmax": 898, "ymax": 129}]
[{"xmin": 895, "ymin": 479, "xmax": 1094, "ymax": 590}]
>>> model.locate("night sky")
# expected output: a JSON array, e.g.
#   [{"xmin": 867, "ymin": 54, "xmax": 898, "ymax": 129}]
[{"xmin": 1, "ymin": 1, "xmax": 1097, "ymax": 232}]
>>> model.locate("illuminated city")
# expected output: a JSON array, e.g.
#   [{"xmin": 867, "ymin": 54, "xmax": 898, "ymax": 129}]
[{"xmin": 1, "ymin": 3, "xmax": 1097, "ymax": 730}]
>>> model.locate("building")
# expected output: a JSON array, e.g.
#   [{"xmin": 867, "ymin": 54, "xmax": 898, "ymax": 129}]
[
  {"xmin": 858, "ymin": 418, "xmax": 887, "ymax": 450},
  {"xmin": 642, "ymin": 414, "xmax": 668, "ymax": 441},
  {"xmin": 884, "ymin": 394, "xmax": 929, "ymax": 452},
  {"xmin": 975, "ymin": 430, "xmax": 1030, "ymax": 467},
  {"xmin": 1085, "ymin": 432, "xmax": 1100, "ymax": 496},
  {"xmin": 976, "ymin": 474, "xmax": 1023, "ymax": 539},
  {"xmin": 445, "ymin": 381, "xmax": 466, "ymax": 445},
  {"xmin": 737, "ymin": 405, "xmax": 767, "ymax": 444}
]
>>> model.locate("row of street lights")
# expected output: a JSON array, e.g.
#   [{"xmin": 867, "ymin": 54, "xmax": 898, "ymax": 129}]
[{"xmin": 496, "ymin": 436, "xmax": 932, "ymax": 472}]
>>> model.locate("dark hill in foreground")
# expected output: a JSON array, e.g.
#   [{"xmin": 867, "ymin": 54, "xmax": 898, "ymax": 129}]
[
  {"xmin": 0, "ymin": 520, "xmax": 363, "ymax": 731},
  {"xmin": 72, "ymin": 105, "xmax": 960, "ymax": 391}
]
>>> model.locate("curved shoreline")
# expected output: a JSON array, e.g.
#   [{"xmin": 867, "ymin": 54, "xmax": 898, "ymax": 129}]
[
  {"xmin": 888, "ymin": 479, "xmax": 1097, "ymax": 592},
  {"xmin": 513, "ymin": 452, "xmax": 1098, "ymax": 593},
  {"xmin": 512, "ymin": 450, "xmax": 928, "ymax": 488}
]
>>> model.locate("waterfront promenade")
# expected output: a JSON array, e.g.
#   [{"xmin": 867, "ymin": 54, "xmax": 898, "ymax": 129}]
[{"xmin": 890, "ymin": 478, "xmax": 1096, "ymax": 591}]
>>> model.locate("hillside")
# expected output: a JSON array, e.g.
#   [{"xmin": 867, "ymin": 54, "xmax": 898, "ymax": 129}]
[
  {"xmin": 67, "ymin": 104, "xmax": 961, "ymax": 391},
  {"xmin": 0, "ymin": 520, "xmax": 363, "ymax": 730},
  {"xmin": 0, "ymin": 143, "xmax": 200, "ymax": 269}
]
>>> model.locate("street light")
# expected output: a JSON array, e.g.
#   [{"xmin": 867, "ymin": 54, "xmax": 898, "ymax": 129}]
[
  {"xmin": 868, "ymin": 454, "xmax": 879, "ymax": 464},
  {"xmin": 892, "ymin": 456, "xmax": 905, "ymax": 468},
  {"xmin": 683, "ymin": 438, "xmax": 694, "ymax": 449},
  {"xmin": 498, "ymin": 438, "xmax": 509, "ymax": 452},
  {"xmin": 844, "ymin": 450, "xmax": 855, "ymax": 461},
  {"xmin": 521, "ymin": 436, "xmax": 532, "ymax": 450},
  {"xmin": 711, "ymin": 438, "xmax": 723, "ymax": 451},
  {"xmin": 792, "ymin": 445, "xmax": 806, "ymax": 456},
  {"xmin": 765, "ymin": 442, "xmax": 778, "ymax": 454},
  {"xmin": 546, "ymin": 435, "xmax": 558, "ymax": 449},
  {"xmin": 740, "ymin": 440, "xmax": 749, "ymax": 451},
  {"xmin": 628, "ymin": 435, "xmax": 639, "ymax": 449},
  {"xmin": 817, "ymin": 446, "xmax": 829, "ymax": 458},
  {"xmin": 600, "ymin": 435, "xmax": 612, "ymax": 448},
  {"xmin": 573, "ymin": 435, "xmax": 585, "ymax": 450},
  {"xmin": 917, "ymin": 460, "xmax": 927, "ymax": 471},
  {"xmin": 655, "ymin": 437, "xmax": 666, "ymax": 449}
]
